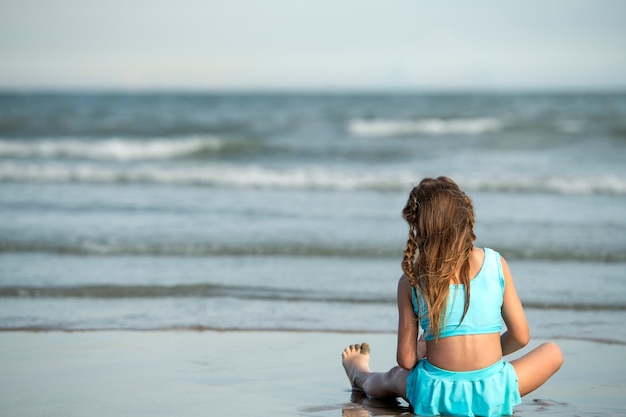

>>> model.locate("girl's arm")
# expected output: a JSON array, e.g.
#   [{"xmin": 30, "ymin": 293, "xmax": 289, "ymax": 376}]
[
  {"xmin": 500, "ymin": 256, "xmax": 530, "ymax": 356},
  {"xmin": 397, "ymin": 274, "xmax": 420, "ymax": 369}
]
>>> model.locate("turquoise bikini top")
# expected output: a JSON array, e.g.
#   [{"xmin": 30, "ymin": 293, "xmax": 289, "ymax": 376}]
[{"xmin": 411, "ymin": 247, "xmax": 504, "ymax": 341}]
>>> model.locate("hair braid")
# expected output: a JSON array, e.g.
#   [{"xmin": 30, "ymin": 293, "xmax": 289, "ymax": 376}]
[{"xmin": 401, "ymin": 189, "xmax": 420, "ymax": 284}]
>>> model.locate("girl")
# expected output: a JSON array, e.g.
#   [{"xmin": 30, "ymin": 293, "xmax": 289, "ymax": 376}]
[{"xmin": 342, "ymin": 177, "xmax": 563, "ymax": 416}]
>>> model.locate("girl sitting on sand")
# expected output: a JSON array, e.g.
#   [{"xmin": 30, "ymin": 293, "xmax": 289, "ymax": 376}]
[{"xmin": 342, "ymin": 176, "xmax": 563, "ymax": 417}]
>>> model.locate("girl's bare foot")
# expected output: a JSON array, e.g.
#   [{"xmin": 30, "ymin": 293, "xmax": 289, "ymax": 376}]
[{"xmin": 342, "ymin": 343, "xmax": 371, "ymax": 391}]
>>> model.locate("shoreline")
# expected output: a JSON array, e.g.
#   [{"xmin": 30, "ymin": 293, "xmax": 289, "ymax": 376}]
[
  {"xmin": 2, "ymin": 327, "xmax": 626, "ymax": 346},
  {"xmin": 1, "ymin": 330, "xmax": 624, "ymax": 417}
]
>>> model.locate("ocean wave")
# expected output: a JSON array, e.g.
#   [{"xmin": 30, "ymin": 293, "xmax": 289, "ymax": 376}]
[
  {"xmin": 1, "ymin": 162, "xmax": 625, "ymax": 196},
  {"xmin": 348, "ymin": 117, "xmax": 503, "ymax": 138},
  {"xmin": 1, "ymin": 241, "xmax": 624, "ymax": 262},
  {"xmin": 1, "ymin": 284, "xmax": 624, "ymax": 312},
  {"xmin": 0, "ymin": 283, "xmax": 391, "ymax": 303},
  {"xmin": 0, "ymin": 136, "xmax": 226, "ymax": 161},
  {"xmin": 463, "ymin": 175, "xmax": 626, "ymax": 196},
  {"xmin": 0, "ymin": 162, "xmax": 413, "ymax": 191},
  {"xmin": 0, "ymin": 240, "xmax": 400, "ymax": 258}
]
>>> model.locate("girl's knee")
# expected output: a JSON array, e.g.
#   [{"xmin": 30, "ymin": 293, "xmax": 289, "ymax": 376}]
[
  {"xmin": 513, "ymin": 342, "xmax": 563, "ymax": 397},
  {"xmin": 389, "ymin": 365, "xmax": 403, "ymax": 376},
  {"xmin": 387, "ymin": 366, "xmax": 408, "ymax": 397},
  {"xmin": 541, "ymin": 342, "xmax": 564, "ymax": 370}
]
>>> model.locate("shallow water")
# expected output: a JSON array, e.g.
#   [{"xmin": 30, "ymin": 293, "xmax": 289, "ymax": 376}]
[{"xmin": 1, "ymin": 92, "xmax": 625, "ymax": 345}]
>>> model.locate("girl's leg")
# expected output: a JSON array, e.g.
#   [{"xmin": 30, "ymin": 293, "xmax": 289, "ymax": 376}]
[
  {"xmin": 342, "ymin": 343, "xmax": 410, "ymax": 400},
  {"xmin": 510, "ymin": 342, "xmax": 564, "ymax": 396}
]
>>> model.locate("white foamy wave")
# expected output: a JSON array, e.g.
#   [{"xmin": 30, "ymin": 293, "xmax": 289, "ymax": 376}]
[
  {"xmin": 348, "ymin": 117, "xmax": 503, "ymax": 138},
  {"xmin": 0, "ymin": 136, "xmax": 224, "ymax": 161},
  {"xmin": 0, "ymin": 161, "xmax": 413, "ymax": 191},
  {"xmin": 1, "ymin": 162, "xmax": 625, "ymax": 195}
]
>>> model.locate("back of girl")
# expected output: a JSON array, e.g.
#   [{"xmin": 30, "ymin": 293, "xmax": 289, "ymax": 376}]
[{"xmin": 342, "ymin": 176, "xmax": 563, "ymax": 417}]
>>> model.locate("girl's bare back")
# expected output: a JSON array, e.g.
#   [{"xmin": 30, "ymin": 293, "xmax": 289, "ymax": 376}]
[{"xmin": 426, "ymin": 247, "xmax": 503, "ymax": 371}]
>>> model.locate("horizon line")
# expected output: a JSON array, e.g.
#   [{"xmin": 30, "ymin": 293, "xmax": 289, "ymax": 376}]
[{"xmin": 1, "ymin": 85, "xmax": 626, "ymax": 95}]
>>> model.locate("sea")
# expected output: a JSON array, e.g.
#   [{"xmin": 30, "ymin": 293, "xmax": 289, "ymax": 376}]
[{"xmin": 0, "ymin": 91, "xmax": 625, "ymax": 345}]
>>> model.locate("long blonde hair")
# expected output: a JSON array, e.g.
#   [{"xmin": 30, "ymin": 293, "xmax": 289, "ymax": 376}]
[{"xmin": 401, "ymin": 177, "xmax": 476, "ymax": 340}]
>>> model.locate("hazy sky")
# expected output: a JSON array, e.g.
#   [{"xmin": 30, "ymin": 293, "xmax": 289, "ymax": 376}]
[{"xmin": 1, "ymin": 0, "xmax": 625, "ymax": 91}]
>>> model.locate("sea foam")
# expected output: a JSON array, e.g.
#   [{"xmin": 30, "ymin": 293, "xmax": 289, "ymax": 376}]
[
  {"xmin": 348, "ymin": 117, "xmax": 503, "ymax": 138},
  {"xmin": 1, "ymin": 161, "xmax": 625, "ymax": 195},
  {"xmin": 0, "ymin": 136, "xmax": 224, "ymax": 161}
]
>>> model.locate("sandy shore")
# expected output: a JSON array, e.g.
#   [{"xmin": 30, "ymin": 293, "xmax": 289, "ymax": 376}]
[{"xmin": 0, "ymin": 331, "xmax": 624, "ymax": 417}]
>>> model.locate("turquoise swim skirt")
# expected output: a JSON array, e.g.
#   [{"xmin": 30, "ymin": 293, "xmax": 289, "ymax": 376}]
[{"xmin": 405, "ymin": 359, "xmax": 521, "ymax": 417}]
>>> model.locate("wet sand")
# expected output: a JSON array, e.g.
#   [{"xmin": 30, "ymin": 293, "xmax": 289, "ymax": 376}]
[{"xmin": 0, "ymin": 331, "xmax": 623, "ymax": 416}]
